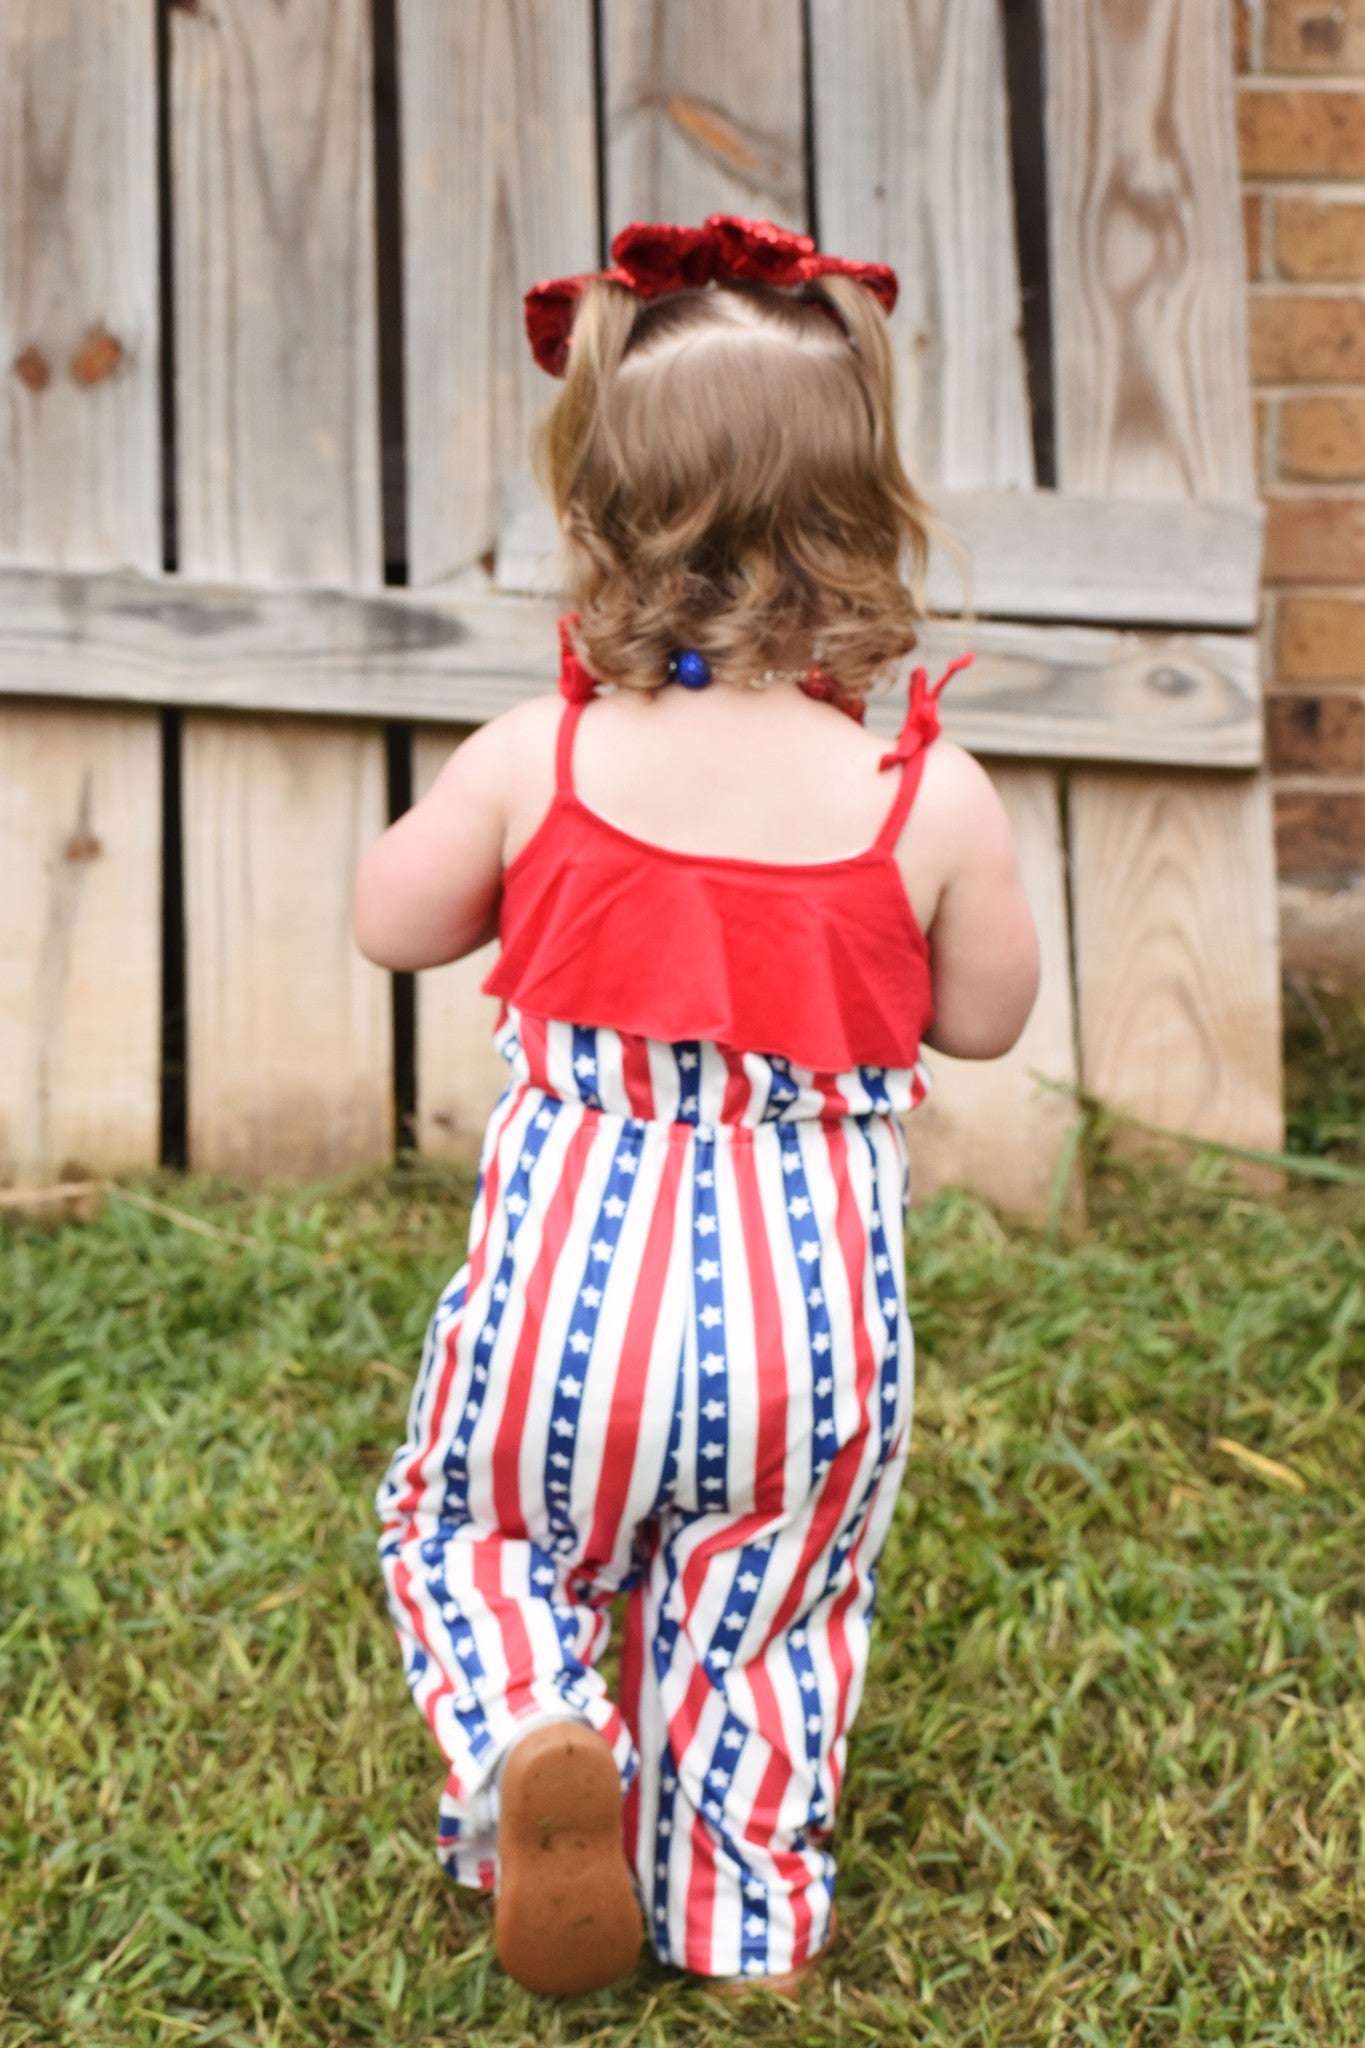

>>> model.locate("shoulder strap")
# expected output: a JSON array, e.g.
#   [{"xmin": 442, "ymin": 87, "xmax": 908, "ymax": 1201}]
[
  {"xmin": 874, "ymin": 652, "xmax": 974, "ymax": 851},
  {"xmin": 555, "ymin": 697, "xmax": 588, "ymax": 794},
  {"xmin": 554, "ymin": 609, "xmax": 598, "ymax": 795}
]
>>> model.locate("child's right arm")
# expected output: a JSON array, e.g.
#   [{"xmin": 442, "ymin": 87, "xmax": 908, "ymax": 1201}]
[{"xmin": 906, "ymin": 741, "xmax": 1041, "ymax": 1059}]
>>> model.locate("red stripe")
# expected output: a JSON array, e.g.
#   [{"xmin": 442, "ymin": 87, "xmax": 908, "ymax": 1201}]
[
  {"xmin": 732, "ymin": 1134, "xmax": 788, "ymax": 1513},
  {"xmin": 391, "ymin": 1558, "xmax": 459, "ymax": 1773},
  {"xmin": 812, "ymin": 1072, "xmax": 850, "ymax": 1117},
  {"xmin": 490, "ymin": 1117, "xmax": 600, "ymax": 1537},
  {"xmin": 720, "ymin": 1046, "xmax": 751, "ymax": 1125},
  {"xmin": 578, "ymin": 1141, "xmax": 686, "ymax": 1568},
  {"xmin": 684, "ymin": 1808, "xmax": 718, "ymax": 1967},
  {"xmin": 740, "ymin": 1659, "xmax": 815, "ymax": 1965},
  {"xmin": 472, "ymin": 1536, "xmax": 539, "ymax": 1719},
  {"xmin": 391, "ymin": 1085, "xmax": 526, "ymax": 1523},
  {"xmin": 620, "ymin": 1031, "xmax": 655, "ymax": 1117},
  {"xmin": 519, "ymin": 1010, "xmax": 550, "ymax": 1092},
  {"xmin": 825, "ymin": 1590, "xmax": 858, "ymax": 1783},
  {"xmin": 741, "ymin": 1660, "xmax": 795, "ymax": 1838}
]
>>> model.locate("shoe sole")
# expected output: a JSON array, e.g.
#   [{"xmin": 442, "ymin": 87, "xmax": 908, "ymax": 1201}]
[{"xmin": 495, "ymin": 1722, "xmax": 642, "ymax": 1996}]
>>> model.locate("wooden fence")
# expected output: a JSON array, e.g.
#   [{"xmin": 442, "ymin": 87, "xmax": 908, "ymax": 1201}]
[{"xmin": 0, "ymin": 0, "xmax": 1281, "ymax": 1214}]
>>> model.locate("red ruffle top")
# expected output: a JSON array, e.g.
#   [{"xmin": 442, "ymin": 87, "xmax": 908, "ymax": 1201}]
[{"xmin": 483, "ymin": 621, "xmax": 971, "ymax": 1073}]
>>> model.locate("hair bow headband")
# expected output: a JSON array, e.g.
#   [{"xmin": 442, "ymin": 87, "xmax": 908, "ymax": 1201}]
[{"xmin": 525, "ymin": 213, "xmax": 899, "ymax": 377}]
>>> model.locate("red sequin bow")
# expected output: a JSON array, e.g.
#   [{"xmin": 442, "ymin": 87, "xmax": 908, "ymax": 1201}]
[{"xmin": 526, "ymin": 214, "xmax": 899, "ymax": 377}]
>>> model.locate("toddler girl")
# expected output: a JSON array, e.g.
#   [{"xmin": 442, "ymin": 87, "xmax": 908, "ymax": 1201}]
[{"xmin": 355, "ymin": 214, "xmax": 1039, "ymax": 1999}]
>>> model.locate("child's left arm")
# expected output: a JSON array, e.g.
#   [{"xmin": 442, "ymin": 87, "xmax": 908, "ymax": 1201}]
[{"xmin": 353, "ymin": 717, "xmax": 509, "ymax": 970}]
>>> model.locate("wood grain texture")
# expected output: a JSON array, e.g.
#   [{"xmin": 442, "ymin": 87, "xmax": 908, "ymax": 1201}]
[
  {"xmin": 0, "ymin": 567, "xmax": 1264, "ymax": 769},
  {"xmin": 182, "ymin": 716, "xmax": 389, "ymax": 1178},
  {"xmin": 496, "ymin": 467, "xmax": 1266, "ymax": 630},
  {"xmin": 0, "ymin": 707, "xmax": 161, "ymax": 1185},
  {"xmin": 0, "ymin": 0, "xmax": 159, "ymax": 569},
  {"xmin": 0, "ymin": 0, "xmax": 161, "ymax": 1181},
  {"xmin": 905, "ymin": 767, "xmax": 1079, "ymax": 1217},
  {"xmin": 411, "ymin": 728, "xmax": 509, "ymax": 1155},
  {"xmin": 398, "ymin": 0, "xmax": 597, "ymax": 581},
  {"xmin": 1046, "ymin": 0, "xmax": 1281, "ymax": 1150},
  {"xmin": 1044, "ymin": 0, "xmax": 1256, "ymax": 501},
  {"xmin": 809, "ymin": 0, "xmax": 1034, "ymax": 490},
  {"xmin": 171, "ymin": 0, "xmax": 391, "ymax": 1176},
  {"xmin": 1069, "ymin": 770, "xmax": 1282, "ymax": 1148},
  {"xmin": 601, "ymin": 0, "xmax": 807, "ymax": 230}
]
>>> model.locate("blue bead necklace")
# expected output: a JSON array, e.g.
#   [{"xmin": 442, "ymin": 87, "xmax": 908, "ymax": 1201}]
[
  {"xmin": 665, "ymin": 648, "xmax": 712, "ymax": 690},
  {"xmin": 665, "ymin": 648, "xmax": 814, "ymax": 692}
]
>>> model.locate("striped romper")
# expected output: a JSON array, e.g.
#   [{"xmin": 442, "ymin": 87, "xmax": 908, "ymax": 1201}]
[{"xmin": 376, "ymin": 642, "xmax": 957, "ymax": 1980}]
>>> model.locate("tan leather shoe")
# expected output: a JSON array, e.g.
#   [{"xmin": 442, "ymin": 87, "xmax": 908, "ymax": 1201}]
[{"xmin": 494, "ymin": 1721, "xmax": 642, "ymax": 1996}]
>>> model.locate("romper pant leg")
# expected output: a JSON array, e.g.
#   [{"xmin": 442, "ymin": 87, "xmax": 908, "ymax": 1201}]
[
  {"xmin": 376, "ymin": 1091, "xmax": 691, "ymax": 1889},
  {"xmin": 619, "ymin": 1114, "xmax": 914, "ymax": 1978},
  {"xmin": 622, "ymin": 1421, "xmax": 910, "ymax": 1976}
]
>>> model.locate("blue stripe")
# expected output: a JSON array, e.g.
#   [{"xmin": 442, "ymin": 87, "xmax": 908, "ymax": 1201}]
[
  {"xmin": 542, "ymin": 1122, "xmax": 643, "ymax": 1555},
  {"xmin": 762, "ymin": 1055, "xmax": 801, "ymax": 1122},
  {"xmin": 691, "ymin": 1130, "xmax": 730, "ymax": 1535},
  {"xmin": 775, "ymin": 1126, "xmax": 837, "ymax": 1484},
  {"xmin": 674, "ymin": 1041, "xmax": 702, "ymax": 1123},
  {"xmin": 570, "ymin": 1025, "xmax": 603, "ymax": 1109}
]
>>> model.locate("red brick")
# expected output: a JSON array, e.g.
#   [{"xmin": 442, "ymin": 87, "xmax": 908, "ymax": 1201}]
[
  {"xmin": 1275, "ymin": 787, "xmax": 1365, "ymax": 870},
  {"xmin": 1248, "ymin": 291, "xmax": 1365, "ymax": 380},
  {"xmin": 1238, "ymin": 88, "xmax": 1365, "ymax": 175},
  {"xmin": 1274, "ymin": 197, "xmax": 1365, "ymax": 279},
  {"xmin": 1279, "ymin": 393, "xmax": 1365, "ymax": 477},
  {"xmin": 1265, "ymin": 495, "xmax": 1365, "ymax": 579},
  {"xmin": 1245, "ymin": 192, "xmax": 1266, "ymax": 279},
  {"xmin": 1268, "ymin": 688, "xmax": 1365, "ymax": 769},
  {"xmin": 1235, "ymin": 0, "xmax": 1255, "ymax": 70},
  {"xmin": 1266, "ymin": 0, "xmax": 1365, "ymax": 70},
  {"xmin": 1276, "ymin": 592, "xmax": 1365, "ymax": 675}
]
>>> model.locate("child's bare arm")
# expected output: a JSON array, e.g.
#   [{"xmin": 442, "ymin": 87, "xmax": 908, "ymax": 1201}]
[
  {"xmin": 909, "ymin": 743, "xmax": 1040, "ymax": 1059},
  {"xmin": 353, "ymin": 717, "xmax": 509, "ymax": 970}
]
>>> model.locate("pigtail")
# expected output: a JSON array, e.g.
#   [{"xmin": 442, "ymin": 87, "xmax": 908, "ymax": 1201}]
[
  {"xmin": 531, "ymin": 278, "xmax": 639, "ymax": 519},
  {"xmin": 802, "ymin": 272, "xmax": 945, "ymax": 618}
]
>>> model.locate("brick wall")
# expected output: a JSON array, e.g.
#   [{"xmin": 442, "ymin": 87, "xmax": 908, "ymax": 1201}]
[{"xmin": 1238, "ymin": 0, "xmax": 1365, "ymax": 979}]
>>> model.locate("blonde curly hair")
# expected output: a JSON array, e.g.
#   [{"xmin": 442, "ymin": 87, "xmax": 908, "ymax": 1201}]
[{"xmin": 531, "ymin": 274, "xmax": 939, "ymax": 698}]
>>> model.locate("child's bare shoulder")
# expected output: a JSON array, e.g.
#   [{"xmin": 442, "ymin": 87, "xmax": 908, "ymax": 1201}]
[
  {"xmin": 916, "ymin": 738, "xmax": 1012, "ymax": 843},
  {"xmin": 424, "ymin": 692, "xmax": 562, "ymax": 800},
  {"xmin": 893, "ymin": 736, "xmax": 1019, "ymax": 912}
]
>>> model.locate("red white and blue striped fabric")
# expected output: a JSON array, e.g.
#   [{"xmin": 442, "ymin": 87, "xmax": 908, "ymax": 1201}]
[{"xmin": 376, "ymin": 1006, "xmax": 925, "ymax": 1978}]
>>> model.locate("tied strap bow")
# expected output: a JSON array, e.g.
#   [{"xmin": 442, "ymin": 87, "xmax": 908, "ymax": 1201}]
[
  {"xmin": 557, "ymin": 612, "xmax": 599, "ymax": 703},
  {"xmin": 879, "ymin": 652, "xmax": 974, "ymax": 771}
]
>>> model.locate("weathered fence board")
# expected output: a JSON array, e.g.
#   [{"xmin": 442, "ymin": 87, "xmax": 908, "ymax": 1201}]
[
  {"xmin": 1070, "ymin": 769, "xmax": 1281, "ymax": 1146},
  {"xmin": 809, "ymin": 0, "xmax": 1033, "ymax": 491},
  {"xmin": 411, "ymin": 728, "xmax": 508, "ymax": 1156},
  {"xmin": 1045, "ymin": 0, "xmax": 1256, "ymax": 502},
  {"xmin": 0, "ymin": 0, "xmax": 1278, "ymax": 1208},
  {"xmin": 0, "ymin": 706, "xmax": 161, "ymax": 1186},
  {"xmin": 808, "ymin": 0, "xmax": 1076, "ymax": 1213},
  {"xmin": 1047, "ymin": 0, "xmax": 1282, "ymax": 1155},
  {"xmin": 601, "ymin": 0, "xmax": 807, "ymax": 231},
  {"xmin": 0, "ymin": 568, "xmax": 1264, "ymax": 770},
  {"xmin": 181, "ymin": 714, "xmax": 390, "ymax": 1179},
  {"xmin": 0, "ymin": 0, "xmax": 161, "ymax": 1183},
  {"xmin": 171, "ymin": 0, "xmax": 391, "ymax": 1177},
  {"xmin": 399, "ymin": 0, "xmax": 598, "ymax": 582}
]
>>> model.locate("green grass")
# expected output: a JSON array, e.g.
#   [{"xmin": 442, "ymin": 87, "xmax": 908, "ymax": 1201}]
[{"xmin": 2, "ymin": 997, "xmax": 1363, "ymax": 2047}]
